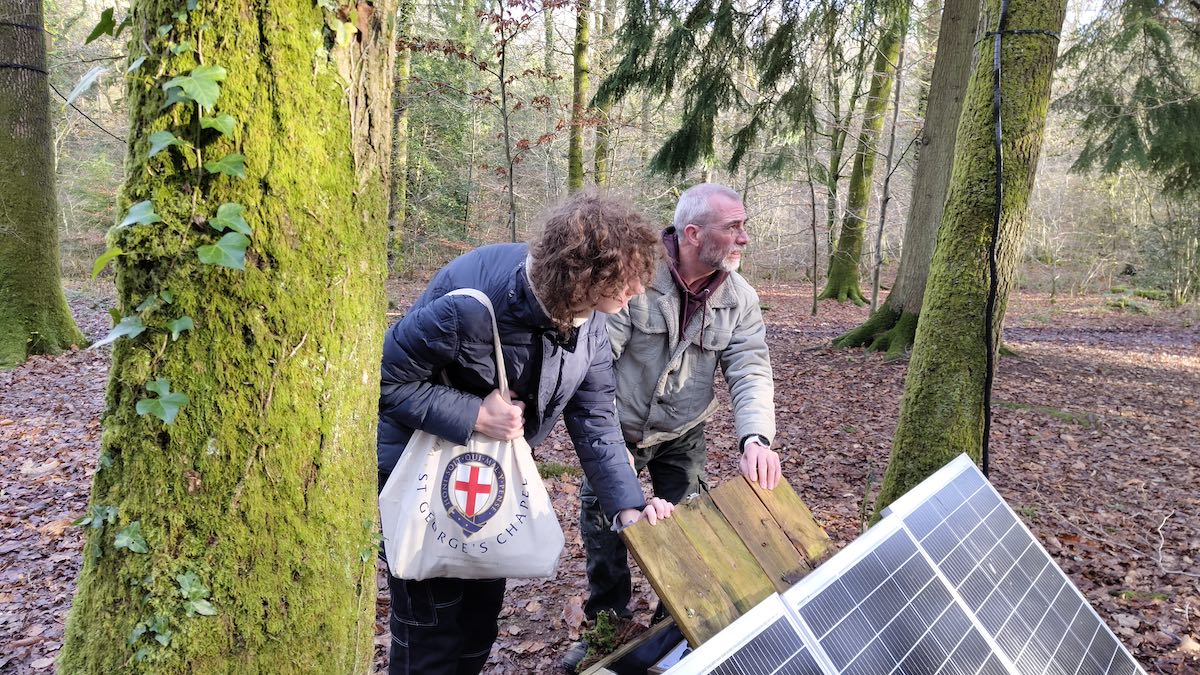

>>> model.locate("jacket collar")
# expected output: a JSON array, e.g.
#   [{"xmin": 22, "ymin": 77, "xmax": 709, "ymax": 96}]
[{"xmin": 650, "ymin": 257, "xmax": 739, "ymax": 309}]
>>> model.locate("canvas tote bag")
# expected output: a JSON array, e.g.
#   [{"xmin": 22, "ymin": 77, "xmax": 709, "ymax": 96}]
[{"xmin": 379, "ymin": 288, "xmax": 565, "ymax": 580}]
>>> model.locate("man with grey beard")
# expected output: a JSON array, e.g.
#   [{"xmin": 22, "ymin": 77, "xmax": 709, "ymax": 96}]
[{"xmin": 563, "ymin": 183, "xmax": 778, "ymax": 670}]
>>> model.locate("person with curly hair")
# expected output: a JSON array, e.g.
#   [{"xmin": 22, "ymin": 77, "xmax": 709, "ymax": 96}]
[
  {"xmin": 376, "ymin": 189, "xmax": 673, "ymax": 675},
  {"xmin": 564, "ymin": 183, "xmax": 778, "ymax": 670}
]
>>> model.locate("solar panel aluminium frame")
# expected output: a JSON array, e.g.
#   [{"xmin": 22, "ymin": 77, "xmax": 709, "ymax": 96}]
[{"xmin": 664, "ymin": 593, "xmax": 823, "ymax": 675}]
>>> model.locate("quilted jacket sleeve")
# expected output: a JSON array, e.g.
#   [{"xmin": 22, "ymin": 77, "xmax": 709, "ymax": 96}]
[
  {"xmin": 563, "ymin": 320, "xmax": 646, "ymax": 519},
  {"xmin": 379, "ymin": 295, "xmax": 485, "ymax": 446}
]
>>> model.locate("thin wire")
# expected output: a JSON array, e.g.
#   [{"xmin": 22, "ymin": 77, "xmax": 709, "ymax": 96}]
[
  {"xmin": 48, "ymin": 81, "xmax": 127, "ymax": 144},
  {"xmin": 0, "ymin": 20, "xmax": 42, "ymax": 31},
  {"xmin": 0, "ymin": 62, "xmax": 48, "ymax": 74},
  {"xmin": 981, "ymin": 11, "xmax": 1060, "ymax": 480}
]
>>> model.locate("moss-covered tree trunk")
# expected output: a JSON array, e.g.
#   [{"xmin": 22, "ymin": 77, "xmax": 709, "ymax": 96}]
[
  {"xmin": 592, "ymin": 0, "xmax": 616, "ymax": 186},
  {"xmin": 388, "ymin": 0, "xmax": 415, "ymax": 268},
  {"xmin": 875, "ymin": 0, "xmax": 1067, "ymax": 513},
  {"xmin": 820, "ymin": 0, "xmax": 912, "ymax": 305},
  {"xmin": 0, "ymin": 0, "xmax": 86, "ymax": 368},
  {"xmin": 834, "ymin": 0, "xmax": 980, "ymax": 356},
  {"xmin": 59, "ymin": 0, "xmax": 395, "ymax": 669},
  {"xmin": 568, "ymin": 0, "xmax": 589, "ymax": 192}
]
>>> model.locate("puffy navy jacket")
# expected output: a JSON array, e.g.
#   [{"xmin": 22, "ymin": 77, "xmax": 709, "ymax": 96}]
[{"xmin": 377, "ymin": 243, "xmax": 645, "ymax": 518}]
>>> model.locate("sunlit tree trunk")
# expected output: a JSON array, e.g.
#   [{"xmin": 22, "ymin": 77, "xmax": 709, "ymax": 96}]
[
  {"xmin": 835, "ymin": 0, "xmax": 981, "ymax": 356},
  {"xmin": 60, "ymin": 0, "xmax": 396, "ymax": 668},
  {"xmin": 820, "ymin": 0, "xmax": 913, "ymax": 305},
  {"xmin": 0, "ymin": 0, "xmax": 85, "ymax": 368},
  {"xmin": 876, "ymin": 0, "xmax": 1068, "ymax": 512},
  {"xmin": 568, "ymin": 0, "xmax": 589, "ymax": 192}
]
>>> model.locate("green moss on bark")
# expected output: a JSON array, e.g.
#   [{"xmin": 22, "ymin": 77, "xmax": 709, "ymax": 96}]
[
  {"xmin": 59, "ymin": 0, "xmax": 395, "ymax": 670},
  {"xmin": 0, "ymin": 0, "xmax": 86, "ymax": 368},
  {"xmin": 874, "ymin": 0, "xmax": 1067, "ymax": 515}
]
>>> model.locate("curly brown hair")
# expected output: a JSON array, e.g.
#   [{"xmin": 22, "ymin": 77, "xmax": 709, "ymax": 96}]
[{"xmin": 529, "ymin": 190, "xmax": 661, "ymax": 330}]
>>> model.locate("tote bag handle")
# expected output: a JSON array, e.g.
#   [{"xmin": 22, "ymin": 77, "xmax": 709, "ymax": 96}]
[{"xmin": 444, "ymin": 288, "xmax": 509, "ymax": 397}]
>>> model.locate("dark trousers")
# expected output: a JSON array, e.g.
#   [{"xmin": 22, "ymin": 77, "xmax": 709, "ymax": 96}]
[
  {"xmin": 387, "ymin": 575, "xmax": 506, "ymax": 675},
  {"xmin": 579, "ymin": 423, "xmax": 707, "ymax": 619}
]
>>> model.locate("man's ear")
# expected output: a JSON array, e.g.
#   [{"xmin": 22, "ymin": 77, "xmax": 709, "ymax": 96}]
[{"xmin": 682, "ymin": 222, "xmax": 703, "ymax": 247}]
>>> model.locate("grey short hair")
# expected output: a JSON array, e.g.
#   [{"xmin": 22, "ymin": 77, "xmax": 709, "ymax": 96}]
[{"xmin": 673, "ymin": 183, "xmax": 742, "ymax": 239}]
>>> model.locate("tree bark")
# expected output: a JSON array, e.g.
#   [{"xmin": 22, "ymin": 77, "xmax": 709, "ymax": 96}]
[
  {"xmin": 820, "ymin": 0, "xmax": 913, "ymax": 305},
  {"xmin": 0, "ymin": 0, "xmax": 86, "ymax": 368},
  {"xmin": 592, "ymin": 0, "xmax": 616, "ymax": 186},
  {"xmin": 834, "ymin": 0, "xmax": 981, "ymax": 357},
  {"xmin": 568, "ymin": 0, "xmax": 589, "ymax": 192},
  {"xmin": 59, "ymin": 0, "xmax": 395, "ymax": 669},
  {"xmin": 875, "ymin": 0, "xmax": 1068, "ymax": 513},
  {"xmin": 388, "ymin": 0, "xmax": 415, "ymax": 268}
]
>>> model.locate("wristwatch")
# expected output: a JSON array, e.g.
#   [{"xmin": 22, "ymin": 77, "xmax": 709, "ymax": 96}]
[{"xmin": 739, "ymin": 433, "xmax": 771, "ymax": 453}]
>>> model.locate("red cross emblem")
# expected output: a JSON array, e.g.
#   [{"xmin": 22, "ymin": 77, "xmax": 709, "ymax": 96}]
[{"xmin": 453, "ymin": 463, "xmax": 495, "ymax": 517}]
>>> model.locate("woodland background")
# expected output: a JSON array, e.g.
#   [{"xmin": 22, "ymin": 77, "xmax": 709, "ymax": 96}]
[{"xmin": 1, "ymin": 0, "xmax": 1198, "ymax": 671}]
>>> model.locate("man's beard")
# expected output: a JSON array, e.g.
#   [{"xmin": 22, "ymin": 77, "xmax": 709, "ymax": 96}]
[{"xmin": 699, "ymin": 234, "xmax": 742, "ymax": 273}]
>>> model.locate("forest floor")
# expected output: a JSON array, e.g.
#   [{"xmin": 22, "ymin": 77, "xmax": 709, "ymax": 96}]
[{"xmin": 1, "ymin": 280, "xmax": 1198, "ymax": 674}]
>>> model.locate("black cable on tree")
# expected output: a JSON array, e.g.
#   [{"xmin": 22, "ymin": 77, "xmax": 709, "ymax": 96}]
[{"xmin": 981, "ymin": 3, "xmax": 1058, "ymax": 479}]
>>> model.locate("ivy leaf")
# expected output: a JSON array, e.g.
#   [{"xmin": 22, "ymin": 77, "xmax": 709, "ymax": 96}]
[
  {"xmin": 147, "ymin": 130, "xmax": 184, "ymax": 158},
  {"xmin": 162, "ymin": 64, "xmax": 226, "ymax": 110},
  {"xmin": 66, "ymin": 65, "xmax": 108, "ymax": 105},
  {"xmin": 157, "ymin": 24, "xmax": 173, "ymax": 38},
  {"xmin": 210, "ymin": 203, "xmax": 252, "ymax": 235},
  {"xmin": 92, "ymin": 245, "xmax": 123, "ymax": 279},
  {"xmin": 197, "ymin": 232, "xmax": 250, "ymax": 270},
  {"xmin": 187, "ymin": 0, "xmax": 198, "ymax": 10},
  {"xmin": 187, "ymin": 599, "xmax": 218, "ymax": 616},
  {"xmin": 114, "ymin": 14, "xmax": 132, "ymax": 37},
  {"xmin": 175, "ymin": 571, "xmax": 209, "ymax": 600},
  {"xmin": 128, "ymin": 621, "xmax": 148, "ymax": 645},
  {"xmin": 90, "ymin": 315, "xmax": 147, "ymax": 349},
  {"xmin": 203, "ymin": 153, "xmax": 246, "ymax": 178},
  {"xmin": 200, "ymin": 114, "xmax": 236, "ymax": 137},
  {"xmin": 127, "ymin": 56, "xmax": 147, "ymax": 73},
  {"xmin": 114, "ymin": 521, "xmax": 149, "ymax": 554},
  {"xmin": 167, "ymin": 316, "xmax": 194, "ymax": 341},
  {"xmin": 159, "ymin": 289, "xmax": 174, "ymax": 303},
  {"xmin": 136, "ymin": 378, "xmax": 189, "ymax": 424},
  {"xmin": 170, "ymin": 40, "xmax": 193, "ymax": 55},
  {"xmin": 135, "ymin": 295, "xmax": 162, "ymax": 312},
  {"xmin": 161, "ymin": 86, "xmax": 187, "ymax": 111},
  {"xmin": 86, "ymin": 7, "xmax": 115, "ymax": 44},
  {"xmin": 119, "ymin": 201, "xmax": 162, "ymax": 227},
  {"xmin": 172, "ymin": 9, "xmax": 188, "ymax": 22}
]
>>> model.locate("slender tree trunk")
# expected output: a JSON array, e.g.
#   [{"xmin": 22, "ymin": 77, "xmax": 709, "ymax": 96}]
[
  {"xmin": 567, "ymin": 0, "xmax": 589, "ymax": 192},
  {"xmin": 0, "ymin": 0, "xmax": 85, "ymax": 368},
  {"xmin": 60, "ymin": 0, "xmax": 396, "ymax": 668},
  {"xmin": 870, "ymin": 41, "xmax": 906, "ymax": 311},
  {"xmin": 459, "ymin": 0, "xmax": 478, "ymax": 231},
  {"xmin": 544, "ymin": 0, "xmax": 559, "ymax": 203},
  {"xmin": 820, "ymin": 0, "xmax": 913, "ymax": 305},
  {"xmin": 875, "ymin": 0, "xmax": 1068, "ymax": 513},
  {"xmin": 834, "ymin": 0, "xmax": 980, "ymax": 357},
  {"xmin": 388, "ymin": 0, "xmax": 415, "ymax": 269},
  {"xmin": 592, "ymin": 0, "xmax": 617, "ymax": 185}
]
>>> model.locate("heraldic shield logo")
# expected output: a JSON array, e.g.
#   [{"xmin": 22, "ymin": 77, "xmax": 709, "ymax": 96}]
[{"xmin": 441, "ymin": 452, "xmax": 507, "ymax": 535}]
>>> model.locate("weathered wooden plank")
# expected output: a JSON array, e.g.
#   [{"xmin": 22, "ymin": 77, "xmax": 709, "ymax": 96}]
[
  {"xmin": 672, "ymin": 492, "xmax": 775, "ymax": 613},
  {"xmin": 748, "ymin": 478, "xmax": 832, "ymax": 564},
  {"xmin": 708, "ymin": 477, "xmax": 810, "ymax": 592},
  {"xmin": 622, "ymin": 513, "xmax": 742, "ymax": 646}
]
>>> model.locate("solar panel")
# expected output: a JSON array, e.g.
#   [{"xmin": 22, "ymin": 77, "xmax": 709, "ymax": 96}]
[
  {"xmin": 665, "ymin": 594, "xmax": 825, "ymax": 675},
  {"xmin": 665, "ymin": 455, "xmax": 1145, "ymax": 675}
]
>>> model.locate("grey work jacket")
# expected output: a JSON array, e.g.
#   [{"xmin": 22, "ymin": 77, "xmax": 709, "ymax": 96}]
[{"xmin": 607, "ymin": 259, "xmax": 776, "ymax": 448}]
